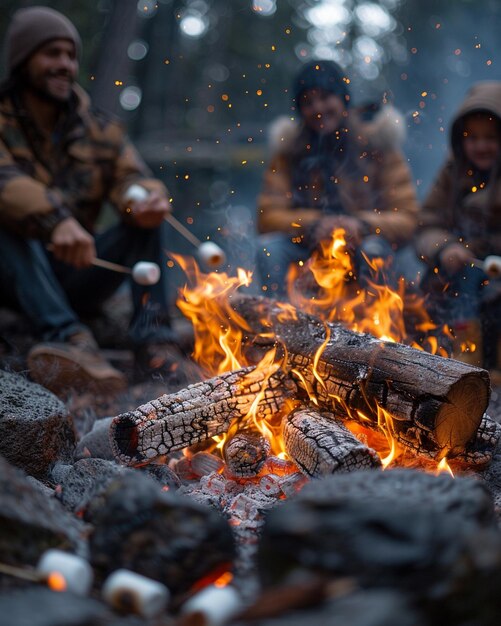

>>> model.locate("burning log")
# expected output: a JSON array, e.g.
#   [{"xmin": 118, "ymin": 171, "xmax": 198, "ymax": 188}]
[
  {"xmin": 453, "ymin": 414, "xmax": 501, "ymax": 468},
  {"xmin": 110, "ymin": 366, "xmax": 296, "ymax": 466},
  {"xmin": 224, "ymin": 430, "xmax": 271, "ymax": 477},
  {"xmin": 232, "ymin": 295, "xmax": 490, "ymax": 459},
  {"xmin": 283, "ymin": 407, "xmax": 382, "ymax": 477}
]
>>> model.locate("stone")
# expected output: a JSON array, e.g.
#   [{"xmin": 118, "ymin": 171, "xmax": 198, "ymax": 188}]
[
  {"xmin": 86, "ymin": 472, "xmax": 235, "ymax": 597},
  {"xmin": 0, "ymin": 587, "xmax": 144, "ymax": 626},
  {"xmin": 0, "ymin": 455, "xmax": 86, "ymax": 568},
  {"xmin": 258, "ymin": 469, "xmax": 501, "ymax": 624},
  {"xmin": 75, "ymin": 417, "xmax": 115, "ymax": 461},
  {"xmin": 0, "ymin": 370, "xmax": 75, "ymax": 480}
]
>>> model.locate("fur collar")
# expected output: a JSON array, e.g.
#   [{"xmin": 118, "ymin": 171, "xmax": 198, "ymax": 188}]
[{"xmin": 268, "ymin": 105, "xmax": 406, "ymax": 155}]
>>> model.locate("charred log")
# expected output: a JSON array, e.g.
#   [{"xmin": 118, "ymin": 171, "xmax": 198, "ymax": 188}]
[
  {"xmin": 452, "ymin": 414, "xmax": 501, "ymax": 468},
  {"xmin": 233, "ymin": 295, "xmax": 490, "ymax": 459},
  {"xmin": 224, "ymin": 430, "xmax": 271, "ymax": 477},
  {"xmin": 283, "ymin": 407, "xmax": 382, "ymax": 476},
  {"xmin": 110, "ymin": 366, "xmax": 296, "ymax": 466}
]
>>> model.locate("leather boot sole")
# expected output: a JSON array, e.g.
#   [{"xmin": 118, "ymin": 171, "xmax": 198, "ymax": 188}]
[{"xmin": 27, "ymin": 344, "xmax": 127, "ymax": 396}]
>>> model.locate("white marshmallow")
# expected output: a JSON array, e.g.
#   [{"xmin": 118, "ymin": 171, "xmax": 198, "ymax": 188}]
[
  {"xmin": 131, "ymin": 261, "xmax": 161, "ymax": 286},
  {"xmin": 181, "ymin": 584, "xmax": 243, "ymax": 626},
  {"xmin": 125, "ymin": 184, "xmax": 149, "ymax": 203},
  {"xmin": 197, "ymin": 241, "xmax": 226, "ymax": 269},
  {"xmin": 102, "ymin": 569, "xmax": 169, "ymax": 618},
  {"xmin": 37, "ymin": 549, "xmax": 93, "ymax": 596},
  {"xmin": 483, "ymin": 255, "xmax": 501, "ymax": 278}
]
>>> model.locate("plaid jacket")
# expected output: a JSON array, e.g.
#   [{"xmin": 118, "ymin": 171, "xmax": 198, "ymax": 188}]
[{"xmin": 0, "ymin": 84, "xmax": 167, "ymax": 240}]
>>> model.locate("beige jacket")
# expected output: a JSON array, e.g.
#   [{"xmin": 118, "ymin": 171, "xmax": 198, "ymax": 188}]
[
  {"xmin": 416, "ymin": 81, "xmax": 501, "ymax": 262},
  {"xmin": 257, "ymin": 106, "xmax": 418, "ymax": 247}
]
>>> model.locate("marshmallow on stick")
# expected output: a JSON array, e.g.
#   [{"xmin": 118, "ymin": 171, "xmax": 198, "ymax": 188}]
[
  {"xmin": 483, "ymin": 255, "xmax": 501, "ymax": 278},
  {"xmin": 125, "ymin": 184, "xmax": 226, "ymax": 269},
  {"xmin": 37, "ymin": 549, "xmax": 93, "ymax": 596}
]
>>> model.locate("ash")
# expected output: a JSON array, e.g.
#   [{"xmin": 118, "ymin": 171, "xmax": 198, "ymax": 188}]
[{"xmin": 177, "ymin": 455, "xmax": 308, "ymax": 597}]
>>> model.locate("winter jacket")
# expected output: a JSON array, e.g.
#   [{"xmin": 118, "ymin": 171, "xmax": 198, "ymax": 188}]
[
  {"xmin": 416, "ymin": 81, "xmax": 501, "ymax": 262},
  {"xmin": 0, "ymin": 84, "xmax": 167, "ymax": 240},
  {"xmin": 257, "ymin": 106, "xmax": 418, "ymax": 247}
]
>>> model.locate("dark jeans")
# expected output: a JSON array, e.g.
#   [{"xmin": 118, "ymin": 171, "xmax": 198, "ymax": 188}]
[
  {"xmin": 256, "ymin": 232, "xmax": 399, "ymax": 297},
  {"xmin": 420, "ymin": 263, "xmax": 501, "ymax": 367},
  {"xmin": 0, "ymin": 221, "xmax": 174, "ymax": 346}
]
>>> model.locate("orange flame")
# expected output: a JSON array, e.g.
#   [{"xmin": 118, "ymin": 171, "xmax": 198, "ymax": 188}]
[
  {"xmin": 173, "ymin": 234, "xmax": 453, "ymax": 472},
  {"xmin": 287, "ymin": 228, "xmax": 447, "ymax": 353},
  {"xmin": 174, "ymin": 254, "xmax": 251, "ymax": 376},
  {"xmin": 174, "ymin": 254, "xmax": 289, "ymax": 454},
  {"xmin": 436, "ymin": 456, "xmax": 454, "ymax": 477}
]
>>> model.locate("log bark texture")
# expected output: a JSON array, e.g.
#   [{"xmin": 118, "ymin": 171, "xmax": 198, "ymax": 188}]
[
  {"xmin": 283, "ymin": 407, "xmax": 381, "ymax": 476},
  {"xmin": 110, "ymin": 366, "xmax": 296, "ymax": 465},
  {"xmin": 233, "ymin": 295, "xmax": 490, "ymax": 459},
  {"xmin": 224, "ymin": 430, "xmax": 271, "ymax": 477}
]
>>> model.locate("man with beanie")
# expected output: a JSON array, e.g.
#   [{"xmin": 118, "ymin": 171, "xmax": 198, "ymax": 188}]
[
  {"xmin": 256, "ymin": 60, "xmax": 418, "ymax": 296},
  {"xmin": 0, "ymin": 6, "xmax": 180, "ymax": 394}
]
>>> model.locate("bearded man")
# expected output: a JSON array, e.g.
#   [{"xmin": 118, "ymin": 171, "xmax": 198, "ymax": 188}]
[{"xmin": 0, "ymin": 7, "xmax": 181, "ymax": 394}]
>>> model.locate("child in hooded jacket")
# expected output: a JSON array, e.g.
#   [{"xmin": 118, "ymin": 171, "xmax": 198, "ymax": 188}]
[
  {"xmin": 415, "ymin": 81, "xmax": 501, "ymax": 370},
  {"xmin": 256, "ymin": 60, "xmax": 419, "ymax": 297}
]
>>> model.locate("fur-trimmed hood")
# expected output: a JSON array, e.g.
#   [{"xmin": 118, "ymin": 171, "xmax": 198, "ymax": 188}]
[{"xmin": 267, "ymin": 104, "xmax": 406, "ymax": 155}]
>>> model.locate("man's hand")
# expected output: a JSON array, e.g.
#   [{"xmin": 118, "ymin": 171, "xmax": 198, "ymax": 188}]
[
  {"xmin": 439, "ymin": 242, "xmax": 475, "ymax": 275},
  {"xmin": 50, "ymin": 217, "xmax": 96, "ymax": 268},
  {"xmin": 130, "ymin": 190, "xmax": 171, "ymax": 229}
]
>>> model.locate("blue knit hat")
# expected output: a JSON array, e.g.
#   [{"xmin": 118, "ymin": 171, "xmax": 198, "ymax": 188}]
[{"xmin": 293, "ymin": 60, "xmax": 350, "ymax": 111}]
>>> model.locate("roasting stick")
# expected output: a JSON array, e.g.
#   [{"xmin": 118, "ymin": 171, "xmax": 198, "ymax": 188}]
[
  {"xmin": 46, "ymin": 244, "xmax": 161, "ymax": 286},
  {"xmin": 165, "ymin": 212, "xmax": 201, "ymax": 248},
  {"xmin": 0, "ymin": 560, "xmax": 40, "ymax": 582},
  {"xmin": 125, "ymin": 184, "xmax": 227, "ymax": 269}
]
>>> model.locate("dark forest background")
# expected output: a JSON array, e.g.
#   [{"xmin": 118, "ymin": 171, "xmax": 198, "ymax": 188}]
[{"xmin": 1, "ymin": 0, "xmax": 499, "ymax": 272}]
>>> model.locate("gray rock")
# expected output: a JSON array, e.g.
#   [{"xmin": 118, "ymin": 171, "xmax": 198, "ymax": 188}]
[
  {"xmin": 75, "ymin": 416, "xmax": 115, "ymax": 461},
  {"xmin": 247, "ymin": 590, "xmax": 424, "ymax": 626},
  {"xmin": 0, "ymin": 370, "xmax": 75, "ymax": 480},
  {"xmin": 258, "ymin": 469, "xmax": 501, "ymax": 625},
  {"xmin": 52, "ymin": 458, "xmax": 130, "ymax": 513},
  {"xmin": 0, "ymin": 587, "xmax": 144, "ymax": 626},
  {"xmin": 86, "ymin": 472, "xmax": 235, "ymax": 597},
  {"xmin": 0, "ymin": 454, "xmax": 87, "ymax": 566}
]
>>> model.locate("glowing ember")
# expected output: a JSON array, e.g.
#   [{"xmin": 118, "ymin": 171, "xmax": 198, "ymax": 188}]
[
  {"xmin": 214, "ymin": 571, "xmax": 234, "ymax": 588},
  {"xmin": 47, "ymin": 571, "xmax": 67, "ymax": 592}
]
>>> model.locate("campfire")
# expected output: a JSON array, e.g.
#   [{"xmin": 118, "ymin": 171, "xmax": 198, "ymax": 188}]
[
  {"xmin": 106, "ymin": 229, "xmax": 500, "ymax": 619},
  {"xmin": 2, "ymin": 229, "xmax": 500, "ymax": 625},
  {"xmin": 111, "ymin": 229, "xmax": 492, "ymax": 477}
]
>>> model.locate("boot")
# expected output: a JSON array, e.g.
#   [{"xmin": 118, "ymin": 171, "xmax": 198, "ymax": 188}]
[
  {"xmin": 451, "ymin": 319, "xmax": 483, "ymax": 368},
  {"xmin": 27, "ymin": 329, "xmax": 127, "ymax": 395}
]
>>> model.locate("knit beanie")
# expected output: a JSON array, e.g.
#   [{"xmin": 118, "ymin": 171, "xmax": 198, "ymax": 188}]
[
  {"xmin": 293, "ymin": 60, "xmax": 351, "ymax": 111},
  {"xmin": 4, "ymin": 6, "xmax": 82, "ymax": 76}
]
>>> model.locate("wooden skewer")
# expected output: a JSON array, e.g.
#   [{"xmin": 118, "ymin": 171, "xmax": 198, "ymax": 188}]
[
  {"xmin": 46, "ymin": 245, "xmax": 132, "ymax": 274},
  {"xmin": 164, "ymin": 213, "xmax": 202, "ymax": 248},
  {"xmin": 0, "ymin": 561, "xmax": 41, "ymax": 582}
]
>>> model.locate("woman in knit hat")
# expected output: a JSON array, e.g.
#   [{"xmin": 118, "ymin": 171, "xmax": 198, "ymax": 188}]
[{"xmin": 256, "ymin": 60, "xmax": 418, "ymax": 297}]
